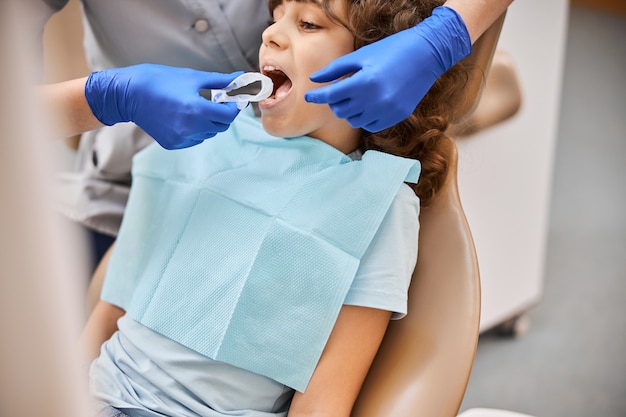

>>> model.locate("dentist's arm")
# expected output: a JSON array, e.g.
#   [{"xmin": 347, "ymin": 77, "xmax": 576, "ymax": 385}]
[
  {"xmin": 37, "ymin": 64, "xmax": 243, "ymax": 149},
  {"xmin": 38, "ymin": 77, "xmax": 102, "ymax": 138},
  {"xmin": 445, "ymin": 0, "xmax": 512, "ymax": 43},
  {"xmin": 305, "ymin": 0, "xmax": 513, "ymax": 133}
]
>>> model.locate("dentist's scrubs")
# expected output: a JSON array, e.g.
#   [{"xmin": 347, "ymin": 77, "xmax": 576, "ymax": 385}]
[{"xmin": 42, "ymin": 0, "xmax": 269, "ymax": 240}]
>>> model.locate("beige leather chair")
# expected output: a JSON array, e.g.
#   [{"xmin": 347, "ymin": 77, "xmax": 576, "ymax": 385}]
[
  {"xmin": 449, "ymin": 48, "xmax": 523, "ymax": 138},
  {"xmin": 352, "ymin": 13, "xmax": 508, "ymax": 417}
]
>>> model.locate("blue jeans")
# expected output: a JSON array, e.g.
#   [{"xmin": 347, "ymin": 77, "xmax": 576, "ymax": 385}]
[{"xmin": 86, "ymin": 226, "xmax": 115, "ymax": 274}]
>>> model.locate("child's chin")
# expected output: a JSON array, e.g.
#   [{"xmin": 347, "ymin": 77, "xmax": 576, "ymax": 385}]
[{"xmin": 261, "ymin": 119, "xmax": 297, "ymax": 139}]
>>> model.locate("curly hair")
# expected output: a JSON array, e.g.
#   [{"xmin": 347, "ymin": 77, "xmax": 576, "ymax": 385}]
[{"xmin": 267, "ymin": 0, "xmax": 470, "ymax": 206}]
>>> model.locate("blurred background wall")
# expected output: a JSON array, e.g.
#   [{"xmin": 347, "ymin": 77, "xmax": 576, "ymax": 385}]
[{"xmin": 461, "ymin": 2, "xmax": 626, "ymax": 416}]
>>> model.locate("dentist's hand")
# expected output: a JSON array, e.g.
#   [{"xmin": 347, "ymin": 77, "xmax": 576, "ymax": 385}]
[
  {"xmin": 305, "ymin": 6, "xmax": 471, "ymax": 133},
  {"xmin": 85, "ymin": 64, "xmax": 242, "ymax": 149}
]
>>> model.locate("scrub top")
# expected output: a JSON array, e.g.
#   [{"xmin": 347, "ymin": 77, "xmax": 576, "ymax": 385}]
[{"xmin": 51, "ymin": 0, "xmax": 270, "ymax": 237}]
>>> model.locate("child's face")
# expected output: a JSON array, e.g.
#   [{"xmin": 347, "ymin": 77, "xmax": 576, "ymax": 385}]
[{"xmin": 258, "ymin": 0, "xmax": 360, "ymax": 153}]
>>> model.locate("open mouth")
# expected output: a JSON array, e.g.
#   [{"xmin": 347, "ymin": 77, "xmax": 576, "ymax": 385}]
[{"xmin": 262, "ymin": 65, "xmax": 293, "ymax": 102}]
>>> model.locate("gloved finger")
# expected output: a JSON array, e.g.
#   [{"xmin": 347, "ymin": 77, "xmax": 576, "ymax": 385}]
[
  {"xmin": 183, "ymin": 121, "xmax": 234, "ymax": 144},
  {"xmin": 183, "ymin": 122, "xmax": 229, "ymax": 143},
  {"xmin": 362, "ymin": 118, "xmax": 391, "ymax": 133},
  {"xmin": 328, "ymin": 98, "xmax": 363, "ymax": 121},
  {"xmin": 193, "ymin": 100, "xmax": 241, "ymax": 125},
  {"xmin": 196, "ymin": 71, "xmax": 245, "ymax": 90},
  {"xmin": 177, "ymin": 139, "xmax": 205, "ymax": 150},
  {"xmin": 343, "ymin": 112, "xmax": 373, "ymax": 129},
  {"xmin": 305, "ymin": 73, "xmax": 364, "ymax": 105},
  {"xmin": 208, "ymin": 121, "xmax": 234, "ymax": 133},
  {"xmin": 309, "ymin": 53, "xmax": 363, "ymax": 83}
]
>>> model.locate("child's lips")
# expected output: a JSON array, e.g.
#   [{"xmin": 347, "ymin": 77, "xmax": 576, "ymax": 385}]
[
  {"xmin": 260, "ymin": 81, "xmax": 293, "ymax": 108},
  {"xmin": 260, "ymin": 63, "xmax": 293, "ymax": 108}
]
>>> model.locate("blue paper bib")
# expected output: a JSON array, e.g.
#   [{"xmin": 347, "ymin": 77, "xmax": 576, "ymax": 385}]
[{"xmin": 103, "ymin": 108, "xmax": 420, "ymax": 391}]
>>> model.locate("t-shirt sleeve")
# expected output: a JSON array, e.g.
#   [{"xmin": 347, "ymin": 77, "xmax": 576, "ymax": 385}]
[{"xmin": 343, "ymin": 184, "xmax": 420, "ymax": 319}]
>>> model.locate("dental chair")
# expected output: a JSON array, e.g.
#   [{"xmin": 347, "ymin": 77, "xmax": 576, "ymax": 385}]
[
  {"xmin": 351, "ymin": 13, "xmax": 508, "ymax": 417},
  {"xmin": 352, "ymin": 136, "xmax": 480, "ymax": 417}
]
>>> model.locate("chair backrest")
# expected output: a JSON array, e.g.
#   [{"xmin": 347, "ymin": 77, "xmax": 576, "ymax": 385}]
[
  {"xmin": 352, "ymin": 144, "xmax": 479, "ymax": 417},
  {"xmin": 351, "ymin": 12, "xmax": 507, "ymax": 417}
]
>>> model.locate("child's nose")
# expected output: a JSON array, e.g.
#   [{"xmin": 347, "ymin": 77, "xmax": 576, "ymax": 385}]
[{"xmin": 262, "ymin": 20, "xmax": 288, "ymax": 49}]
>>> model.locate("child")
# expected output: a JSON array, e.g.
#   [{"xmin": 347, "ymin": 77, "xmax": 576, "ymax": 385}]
[{"xmin": 85, "ymin": 0, "xmax": 469, "ymax": 416}]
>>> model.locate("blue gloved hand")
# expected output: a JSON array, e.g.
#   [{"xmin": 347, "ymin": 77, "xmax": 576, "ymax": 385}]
[
  {"xmin": 304, "ymin": 6, "xmax": 471, "ymax": 133},
  {"xmin": 85, "ymin": 64, "xmax": 242, "ymax": 149}
]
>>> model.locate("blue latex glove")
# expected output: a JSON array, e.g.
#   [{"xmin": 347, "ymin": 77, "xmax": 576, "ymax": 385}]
[
  {"xmin": 305, "ymin": 6, "xmax": 471, "ymax": 133},
  {"xmin": 85, "ymin": 64, "xmax": 242, "ymax": 149}
]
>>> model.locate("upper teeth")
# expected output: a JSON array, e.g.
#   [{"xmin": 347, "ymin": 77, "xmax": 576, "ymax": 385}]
[{"xmin": 263, "ymin": 65, "xmax": 278, "ymax": 72}]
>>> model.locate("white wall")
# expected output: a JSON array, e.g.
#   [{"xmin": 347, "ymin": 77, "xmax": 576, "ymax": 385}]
[{"xmin": 456, "ymin": 0, "xmax": 570, "ymax": 332}]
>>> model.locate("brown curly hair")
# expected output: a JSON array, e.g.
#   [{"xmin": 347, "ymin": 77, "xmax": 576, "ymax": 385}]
[{"xmin": 267, "ymin": 0, "xmax": 470, "ymax": 206}]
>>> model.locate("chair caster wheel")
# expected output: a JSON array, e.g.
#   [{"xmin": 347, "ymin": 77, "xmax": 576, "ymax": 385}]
[{"xmin": 495, "ymin": 313, "xmax": 530, "ymax": 338}]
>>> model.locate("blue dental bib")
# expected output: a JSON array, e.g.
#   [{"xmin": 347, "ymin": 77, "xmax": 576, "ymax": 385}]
[{"xmin": 102, "ymin": 108, "xmax": 420, "ymax": 392}]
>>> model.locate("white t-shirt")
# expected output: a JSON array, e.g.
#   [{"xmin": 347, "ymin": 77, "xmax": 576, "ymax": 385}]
[{"xmin": 90, "ymin": 185, "xmax": 420, "ymax": 417}]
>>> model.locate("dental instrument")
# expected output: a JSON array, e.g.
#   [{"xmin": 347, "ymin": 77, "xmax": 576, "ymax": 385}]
[{"xmin": 209, "ymin": 72, "xmax": 273, "ymax": 109}]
